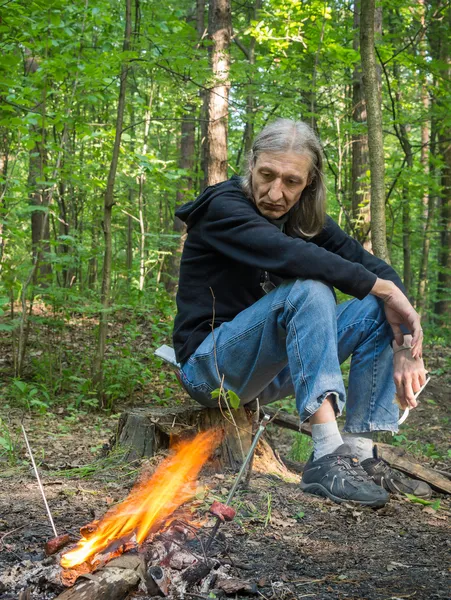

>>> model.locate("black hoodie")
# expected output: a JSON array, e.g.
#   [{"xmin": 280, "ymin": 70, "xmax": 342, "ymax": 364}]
[{"xmin": 173, "ymin": 176, "xmax": 405, "ymax": 364}]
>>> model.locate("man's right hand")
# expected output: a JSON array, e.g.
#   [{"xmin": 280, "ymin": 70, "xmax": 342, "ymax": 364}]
[{"xmin": 370, "ymin": 278, "xmax": 423, "ymax": 358}]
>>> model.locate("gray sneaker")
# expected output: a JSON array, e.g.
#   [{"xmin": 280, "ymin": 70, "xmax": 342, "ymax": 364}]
[
  {"xmin": 300, "ymin": 444, "xmax": 389, "ymax": 507},
  {"xmin": 361, "ymin": 456, "xmax": 432, "ymax": 499}
]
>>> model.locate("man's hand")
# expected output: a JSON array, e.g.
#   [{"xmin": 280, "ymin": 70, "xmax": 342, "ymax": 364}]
[
  {"xmin": 393, "ymin": 344, "xmax": 427, "ymax": 409},
  {"xmin": 370, "ymin": 278, "xmax": 423, "ymax": 358}
]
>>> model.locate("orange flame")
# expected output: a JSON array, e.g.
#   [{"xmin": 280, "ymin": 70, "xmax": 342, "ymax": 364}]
[{"xmin": 61, "ymin": 429, "xmax": 221, "ymax": 569}]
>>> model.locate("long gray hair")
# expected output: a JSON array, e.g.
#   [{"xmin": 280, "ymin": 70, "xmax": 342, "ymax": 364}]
[{"xmin": 241, "ymin": 119, "xmax": 326, "ymax": 238}]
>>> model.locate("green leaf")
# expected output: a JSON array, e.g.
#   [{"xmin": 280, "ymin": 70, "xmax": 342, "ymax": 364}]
[
  {"xmin": 431, "ymin": 499, "xmax": 441, "ymax": 511},
  {"xmin": 210, "ymin": 389, "xmax": 221, "ymax": 399},
  {"xmin": 227, "ymin": 390, "xmax": 240, "ymax": 410},
  {"xmin": 13, "ymin": 380, "xmax": 27, "ymax": 393},
  {"xmin": 405, "ymin": 493, "xmax": 440, "ymax": 509},
  {"xmin": 0, "ymin": 436, "xmax": 13, "ymax": 451}
]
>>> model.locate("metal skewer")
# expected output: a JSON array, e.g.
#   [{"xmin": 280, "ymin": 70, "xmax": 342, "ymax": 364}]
[
  {"xmin": 205, "ymin": 414, "xmax": 271, "ymax": 552},
  {"xmin": 21, "ymin": 424, "xmax": 58, "ymax": 538}
]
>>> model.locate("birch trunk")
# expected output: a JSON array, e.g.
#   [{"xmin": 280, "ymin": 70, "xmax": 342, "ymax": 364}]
[
  {"xmin": 204, "ymin": 0, "xmax": 231, "ymax": 186},
  {"xmin": 360, "ymin": 0, "xmax": 389, "ymax": 261},
  {"xmin": 352, "ymin": 0, "xmax": 371, "ymax": 249}
]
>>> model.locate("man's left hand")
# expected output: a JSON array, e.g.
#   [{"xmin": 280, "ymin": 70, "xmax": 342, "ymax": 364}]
[{"xmin": 393, "ymin": 347, "xmax": 427, "ymax": 410}]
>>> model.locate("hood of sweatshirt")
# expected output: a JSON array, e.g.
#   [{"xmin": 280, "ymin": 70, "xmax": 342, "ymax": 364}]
[
  {"xmin": 176, "ymin": 175, "xmax": 291, "ymax": 230},
  {"xmin": 175, "ymin": 176, "xmax": 244, "ymax": 229}
]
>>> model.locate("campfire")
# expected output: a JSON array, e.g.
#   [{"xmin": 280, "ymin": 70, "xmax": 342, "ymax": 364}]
[
  {"xmin": 61, "ymin": 429, "xmax": 220, "ymax": 571},
  {"xmin": 41, "ymin": 428, "xmax": 256, "ymax": 599}
]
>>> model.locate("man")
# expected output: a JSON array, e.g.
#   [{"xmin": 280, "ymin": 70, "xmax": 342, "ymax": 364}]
[{"xmin": 173, "ymin": 119, "xmax": 430, "ymax": 507}]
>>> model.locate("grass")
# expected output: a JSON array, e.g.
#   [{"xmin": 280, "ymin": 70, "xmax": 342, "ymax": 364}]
[
  {"xmin": 289, "ymin": 432, "xmax": 313, "ymax": 462},
  {"xmin": 391, "ymin": 433, "xmax": 450, "ymax": 461},
  {"xmin": 48, "ymin": 446, "xmax": 140, "ymax": 481}
]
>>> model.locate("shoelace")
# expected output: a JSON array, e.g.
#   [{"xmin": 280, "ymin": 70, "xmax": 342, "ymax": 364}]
[{"xmin": 333, "ymin": 455, "xmax": 367, "ymax": 482}]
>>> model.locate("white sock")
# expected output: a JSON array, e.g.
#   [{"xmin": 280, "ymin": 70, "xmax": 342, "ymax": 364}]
[
  {"xmin": 342, "ymin": 432, "xmax": 374, "ymax": 461},
  {"xmin": 311, "ymin": 421, "xmax": 343, "ymax": 460}
]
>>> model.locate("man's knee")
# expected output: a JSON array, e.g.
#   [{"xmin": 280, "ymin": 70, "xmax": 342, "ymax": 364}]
[
  {"xmin": 355, "ymin": 295, "xmax": 394, "ymax": 345},
  {"xmin": 287, "ymin": 278, "xmax": 336, "ymax": 310},
  {"xmin": 359, "ymin": 294, "xmax": 388, "ymax": 325}
]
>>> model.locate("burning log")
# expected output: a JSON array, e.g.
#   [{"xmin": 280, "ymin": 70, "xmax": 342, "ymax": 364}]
[
  {"xmin": 60, "ymin": 432, "xmax": 220, "ymax": 576},
  {"xmin": 145, "ymin": 564, "xmax": 169, "ymax": 595},
  {"xmin": 181, "ymin": 561, "xmax": 213, "ymax": 585}
]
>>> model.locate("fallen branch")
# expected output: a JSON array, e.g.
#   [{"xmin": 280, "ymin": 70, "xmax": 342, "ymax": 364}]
[
  {"xmin": 56, "ymin": 565, "xmax": 140, "ymax": 600},
  {"xmin": 260, "ymin": 407, "xmax": 311, "ymax": 436}
]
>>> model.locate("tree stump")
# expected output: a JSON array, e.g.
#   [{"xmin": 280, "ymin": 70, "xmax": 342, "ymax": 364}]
[{"xmin": 116, "ymin": 403, "xmax": 297, "ymax": 479}]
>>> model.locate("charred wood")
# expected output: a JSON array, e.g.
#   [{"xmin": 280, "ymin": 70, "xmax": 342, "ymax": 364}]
[{"xmin": 56, "ymin": 565, "xmax": 140, "ymax": 600}]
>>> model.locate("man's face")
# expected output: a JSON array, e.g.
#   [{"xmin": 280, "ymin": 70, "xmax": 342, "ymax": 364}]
[{"xmin": 251, "ymin": 152, "xmax": 312, "ymax": 219}]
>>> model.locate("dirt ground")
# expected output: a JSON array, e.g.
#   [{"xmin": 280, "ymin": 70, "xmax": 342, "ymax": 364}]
[{"xmin": 0, "ymin": 350, "xmax": 450, "ymax": 599}]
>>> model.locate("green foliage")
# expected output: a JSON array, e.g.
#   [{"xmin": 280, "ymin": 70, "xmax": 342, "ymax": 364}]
[
  {"xmin": 9, "ymin": 379, "xmax": 52, "ymax": 413},
  {"xmin": 0, "ymin": 0, "xmax": 450, "ymax": 421},
  {"xmin": 289, "ymin": 432, "xmax": 313, "ymax": 463},
  {"xmin": 50, "ymin": 445, "xmax": 136, "ymax": 481},
  {"xmin": 264, "ymin": 492, "xmax": 272, "ymax": 528},
  {"xmin": 0, "ymin": 418, "xmax": 18, "ymax": 465},
  {"xmin": 392, "ymin": 434, "xmax": 447, "ymax": 461},
  {"xmin": 211, "ymin": 388, "xmax": 241, "ymax": 410}
]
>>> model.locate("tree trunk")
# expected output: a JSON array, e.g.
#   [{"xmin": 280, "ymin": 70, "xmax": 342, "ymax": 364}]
[
  {"xmin": 204, "ymin": 0, "xmax": 231, "ymax": 186},
  {"xmin": 435, "ymin": 6, "xmax": 451, "ymax": 320},
  {"xmin": 26, "ymin": 56, "xmax": 52, "ymax": 284},
  {"xmin": 94, "ymin": 0, "xmax": 132, "ymax": 397},
  {"xmin": 137, "ymin": 88, "xmax": 154, "ymax": 293},
  {"xmin": 435, "ymin": 133, "xmax": 451, "ymax": 319},
  {"xmin": 88, "ymin": 222, "xmax": 98, "ymax": 289},
  {"xmin": 301, "ymin": 10, "xmax": 327, "ymax": 135},
  {"xmin": 163, "ymin": 110, "xmax": 195, "ymax": 294},
  {"xmin": 235, "ymin": 0, "xmax": 262, "ymax": 170},
  {"xmin": 243, "ymin": 0, "xmax": 261, "ymax": 160},
  {"xmin": 416, "ymin": 0, "xmax": 432, "ymax": 313},
  {"xmin": 393, "ymin": 59, "xmax": 414, "ymax": 294},
  {"xmin": 56, "ymin": 158, "xmax": 72, "ymax": 287},
  {"xmin": 360, "ymin": 0, "xmax": 389, "ymax": 261},
  {"xmin": 0, "ymin": 130, "xmax": 9, "ymax": 272},
  {"xmin": 351, "ymin": 0, "xmax": 371, "ymax": 250},
  {"xmin": 402, "ymin": 187, "xmax": 412, "ymax": 294},
  {"xmin": 198, "ymin": 0, "xmax": 209, "ymax": 191},
  {"xmin": 164, "ymin": 4, "xmax": 207, "ymax": 292},
  {"xmin": 126, "ymin": 204, "xmax": 133, "ymax": 280},
  {"xmin": 417, "ymin": 122, "xmax": 437, "ymax": 315}
]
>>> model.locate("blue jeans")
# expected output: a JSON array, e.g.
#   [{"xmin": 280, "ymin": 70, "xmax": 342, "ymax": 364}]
[{"xmin": 180, "ymin": 279, "xmax": 399, "ymax": 433}]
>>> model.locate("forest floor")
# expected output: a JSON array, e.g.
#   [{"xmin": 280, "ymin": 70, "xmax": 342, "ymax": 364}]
[{"xmin": 0, "ymin": 308, "xmax": 450, "ymax": 600}]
